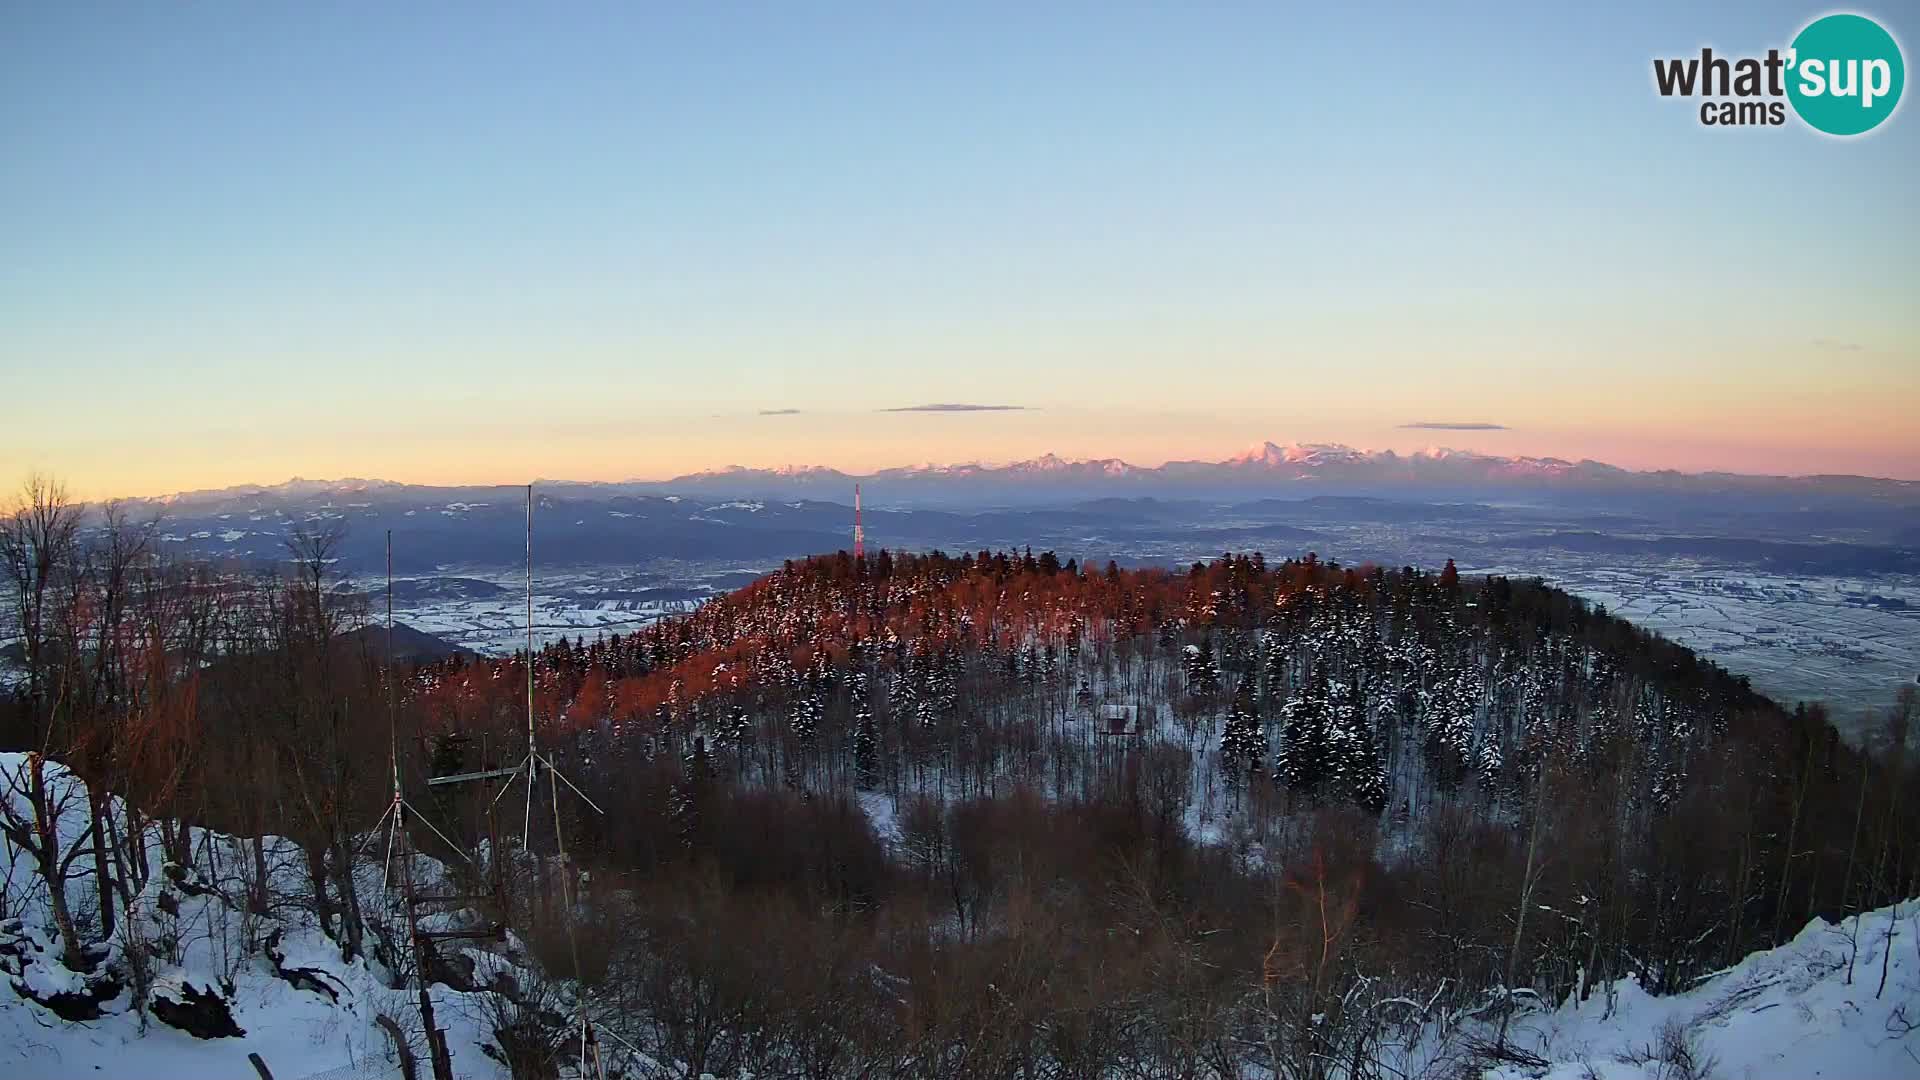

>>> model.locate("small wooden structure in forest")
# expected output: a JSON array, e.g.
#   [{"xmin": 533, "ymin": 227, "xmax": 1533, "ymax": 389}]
[{"xmin": 1095, "ymin": 702, "xmax": 1144, "ymax": 737}]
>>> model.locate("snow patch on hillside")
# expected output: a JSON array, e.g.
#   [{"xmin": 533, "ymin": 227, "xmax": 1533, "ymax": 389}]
[
  {"xmin": 1484, "ymin": 901, "xmax": 1920, "ymax": 1079},
  {"xmin": 0, "ymin": 753, "xmax": 509, "ymax": 1080}
]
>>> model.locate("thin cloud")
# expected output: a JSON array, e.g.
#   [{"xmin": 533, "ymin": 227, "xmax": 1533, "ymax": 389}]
[
  {"xmin": 1399, "ymin": 421, "xmax": 1508, "ymax": 431},
  {"xmin": 758, "ymin": 408, "xmax": 802, "ymax": 416},
  {"xmin": 1811, "ymin": 338, "xmax": 1864, "ymax": 352},
  {"xmin": 882, "ymin": 403, "xmax": 1028, "ymax": 413}
]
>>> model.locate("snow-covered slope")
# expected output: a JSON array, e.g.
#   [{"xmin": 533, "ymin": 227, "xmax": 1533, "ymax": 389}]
[
  {"xmin": 0, "ymin": 752, "xmax": 509, "ymax": 1080},
  {"xmin": 8, "ymin": 744, "xmax": 1920, "ymax": 1080},
  {"xmin": 1485, "ymin": 901, "xmax": 1920, "ymax": 1080}
]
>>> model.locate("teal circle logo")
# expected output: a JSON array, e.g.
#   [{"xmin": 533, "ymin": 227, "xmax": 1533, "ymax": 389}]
[{"xmin": 1786, "ymin": 13, "xmax": 1904, "ymax": 135}]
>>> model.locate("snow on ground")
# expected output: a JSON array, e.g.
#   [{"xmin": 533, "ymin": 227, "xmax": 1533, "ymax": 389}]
[
  {"xmin": 0, "ymin": 753, "xmax": 510, "ymax": 1080},
  {"xmin": 1484, "ymin": 901, "xmax": 1920, "ymax": 1080},
  {"xmin": 855, "ymin": 789, "xmax": 903, "ymax": 850},
  {"xmin": 1458, "ymin": 565, "xmax": 1920, "ymax": 742},
  {"xmin": 4, "ymin": 934, "xmax": 501, "ymax": 1080},
  {"xmin": 8, "ymin": 735, "xmax": 1920, "ymax": 1080}
]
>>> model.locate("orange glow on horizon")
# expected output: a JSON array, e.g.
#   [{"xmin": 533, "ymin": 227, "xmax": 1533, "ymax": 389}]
[{"xmin": 25, "ymin": 404, "xmax": 1918, "ymax": 504}]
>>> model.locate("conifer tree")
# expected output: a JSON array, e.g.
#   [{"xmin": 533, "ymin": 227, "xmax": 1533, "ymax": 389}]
[
  {"xmin": 1221, "ymin": 677, "xmax": 1265, "ymax": 776},
  {"xmin": 1275, "ymin": 667, "xmax": 1332, "ymax": 802},
  {"xmin": 1184, "ymin": 637, "xmax": 1221, "ymax": 696},
  {"xmin": 671, "ymin": 735, "xmax": 712, "ymax": 851},
  {"xmin": 1474, "ymin": 728, "xmax": 1505, "ymax": 801},
  {"xmin": 851, "ymin": 670, "xmax": 878, "ymax": 788},
  {"xmin": 727, "ymin": 700, "xmax": 753, "ymax": 748},
  {"xmin": 790, "ymin": 689, "xmax": 820, "ymax": 744},
  {"xmin": 1262, "ymin": 627, "xmax": 1292, "ymax": 704},
  {"xmin": 1326, "ymin": 678, "xmax": 1388, "ymax": 812},
  {"xmin": 1422, "ymin": 659, "xmax": 1481, "ymax": 790}
]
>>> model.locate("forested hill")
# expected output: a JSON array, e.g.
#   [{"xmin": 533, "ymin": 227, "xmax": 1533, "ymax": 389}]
[
  {"xmin": 432, "ymin": 548, "xmax": 1778, "ymax": 828},
  {"xmin": 389, "ymin": 545, "xmax": 1904, "ymax": 1022}
]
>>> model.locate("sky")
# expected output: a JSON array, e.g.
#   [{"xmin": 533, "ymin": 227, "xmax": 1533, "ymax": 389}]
[{"xmin": 3, "ymin": 1, "xmax": 1917, "ymax": 498}]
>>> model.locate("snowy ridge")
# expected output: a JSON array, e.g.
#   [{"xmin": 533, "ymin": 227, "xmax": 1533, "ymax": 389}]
[{"xmin": 1484, "ymin": 900, "xmax": 1920, "ymax": 1079}]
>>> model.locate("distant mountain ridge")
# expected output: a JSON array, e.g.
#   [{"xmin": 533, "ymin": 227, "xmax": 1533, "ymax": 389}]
[
  {"xmin": 88, "ymin": 452, "xmax": 1920, "ymax": 735},
  {"xmin": 658, "ymin": 441, "xmax": 1919, "ymax": 506},
  {"xmin": 132, "ymin": 441, "xmax": 1920, "ymax": 511}
]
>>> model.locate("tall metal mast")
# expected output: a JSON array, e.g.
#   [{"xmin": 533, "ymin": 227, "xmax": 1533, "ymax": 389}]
[
  {"xmin": 404, "ymin": 490, "xmax": 630, "ymax": 1079},
  {"xmin": 487, "ymin": 485, "xmax": 603, "ymax": 833},
  {"xmin": 370, "ymin": 530, "xmax": 462, "ymax": 1080},
  {"xmin": 499, "ymin": 483, "xmax": 608, "ymax": 1077},
  {"xmin": 405, "ymin": 491, "xmax": 611, "ymax": 1075},
  {"xmin": 526, "ymin": 483, "xmax": 535, "ymax": 767},
  {"xmin": 853, "ymin": 483, "xmax": 864, "ymax": 561}
]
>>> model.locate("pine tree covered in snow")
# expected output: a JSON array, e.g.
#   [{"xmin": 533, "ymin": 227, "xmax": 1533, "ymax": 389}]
[
  {"xmin": 1183, "ymin": 637, "xmax": 1221, "ymax": 697},
  {"xmin": 672, "ymin": 734, "xmax": 712, "ymax": 849},
  {"xmin": 851, "ymin": 671, "xmax": 878, "ymax": 788},
  {"xmin": 790, "ymin": 688, "xmax": 821, "ymax": 745},
  {"xmin": 1275, "ymin": 667, "xmax": 1332, "ymax": 801},
  {"xmin": 1518, "ymin": 647, "xmax": 1558, "ymax": 786},
  {"xmin": 1583, "ymin": 648, "xmax": 1622, "ymax": 762},
  {"xmin": 1220, "ymin": 677, "xmax": 1265, "ymax": 777},
  {"xmin": 1422, "ymin": 658, "xmax": 1482, "ymax": 791},
  {"xmin": 725, "ymin": 700, "xmax": 753, "ymax": 749},
  {"xmin": 1325, "ymin": 677, "xmax": 1387, "ymax": 812},
  {"xmin": 1262, "ymin": 626, "xmax": 1293, "ymax": 706}
]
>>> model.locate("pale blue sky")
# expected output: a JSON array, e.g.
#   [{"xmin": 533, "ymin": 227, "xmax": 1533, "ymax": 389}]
[{"xmin": 3, "ymin": 2, "xmax": 1916, "ymax": 495}]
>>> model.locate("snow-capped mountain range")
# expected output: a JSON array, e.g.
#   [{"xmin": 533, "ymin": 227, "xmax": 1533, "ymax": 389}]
[
  {"xmin": 128, "ymin": 442, "xmax": 1920, "ymax": 515},
  {"xmin": 656, "ymin": 441, "xmax": 1918, "ymax": 506},
  {"xmin": 676, "ymin": 442, "xmax": 1609, "ymax": 487}
]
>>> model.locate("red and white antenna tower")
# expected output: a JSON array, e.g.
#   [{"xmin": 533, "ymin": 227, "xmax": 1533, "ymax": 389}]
[{"xmin": 853, "ymin": 483, "xmax": 865, "ymax": 560}]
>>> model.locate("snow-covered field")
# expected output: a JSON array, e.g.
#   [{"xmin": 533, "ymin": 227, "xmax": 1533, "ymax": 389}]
[
  {"xmin": 346, "ymin": 566, "xmax": 736, "ymax": 654},
  {"xmin": 1464, "ymin": 566, "xmax": 1920, "ymax": 739}
]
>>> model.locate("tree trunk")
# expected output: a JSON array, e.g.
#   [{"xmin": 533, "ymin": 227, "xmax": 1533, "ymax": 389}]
[
  {"xmin": 28, "ymin": 757, "xmax": 86, "ymax": 964},
  {"xmin": 306, "ymin": 845, "xmax": 336, "ymax": 941},
  {"xmin": 1843, "ymin": 759, "xmax": 1872, "ymax": 983},
  {"xmin": 251, "ymin": 836, "xmax": 271, "ymax": 915},
  {"xmin": 1498, "ymin": 765, "xmax": 1551, "ymax": 1051},
  {"xmin": 332, "ymin": 833, "xmax": 365, "ymax": 961},
  {"xmin": 124, "ymin": 800, "xmax": 150, "ymax": 892},
  {"xmin": 1880, "ymin": 900, "xmax": 1900, "ymax": 999},
  {"xmin": 89, "ymin": 787, "xmax": 117, "ymax": 940},
  {"xmin": 1773, "ymin": 737, "xmax": 1815, "ymax": 945}
]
